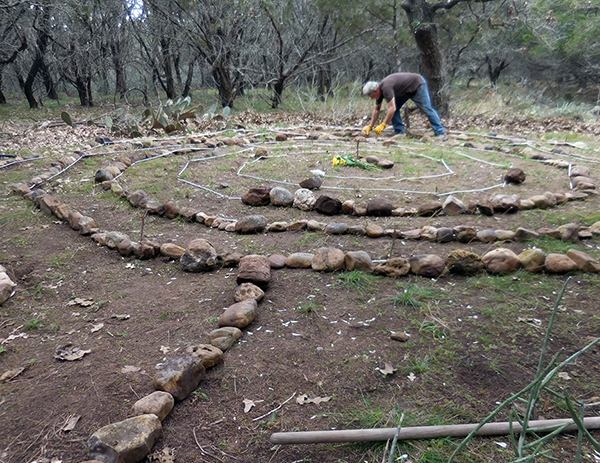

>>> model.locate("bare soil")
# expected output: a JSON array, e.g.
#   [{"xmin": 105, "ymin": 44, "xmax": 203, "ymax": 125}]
[{"xmin": 2, "ymin": 111, "xmax": 600, "ymax": 463}]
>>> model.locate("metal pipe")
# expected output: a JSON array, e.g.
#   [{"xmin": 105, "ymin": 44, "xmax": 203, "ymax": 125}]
[{"xmin": 270, "ymin": 416, "xmax": 600, "ymax": 445}]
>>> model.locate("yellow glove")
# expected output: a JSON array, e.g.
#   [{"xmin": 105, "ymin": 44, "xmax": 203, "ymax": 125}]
[
  {"xmin": 374, "ymin": 122, "xmax": 387, "ymax": 135},
  {"xmin": 362, "ymin": 124, "xmax": 372, "ymax": 136}
]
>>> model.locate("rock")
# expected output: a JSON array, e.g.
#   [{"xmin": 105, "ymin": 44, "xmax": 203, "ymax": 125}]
[
  {"xmin": 105, "ymin": 231, "xmax": 131, "ymax": 249},
  {"xmin": 293, "ymin": 188, "xmax": 316, "ymax": 211},
  {"xmin": 117, "ymin": 239, "xmax": 135, "ymax": 257},
  {"xmin": 270, "ymin": 187, "xmax": 294, "ymax": 206},
  {"xmin": 528, "ymin": 194, "xmax": 554, "ymax": 209},
  {"xmin": 365, "ymin": 155, "xmax": 380, "ymax": 164},
  {"xmin": 454, "ymin": 226, "xmax": 477, "ymax": 243},
  {"xmin": 482, "ymin": 248, "xmax": 520, "ymax": 274},
  {"xmin": 128, "ymin": 190, "xmax": 150, "ymax": 208},
  {"xmin": 538, "ymin": 228, "xmax": 562, "ymax": 239},
  {"xmin": 67, "ymin": 210, "xmax": 84, "ymax": 231},
  {"xmin": 11, "ymin": 182, "xmax": 31, "ymax": 196},
  {"xmin": 445, "ymin": 250, "xmax": 484, "ymax": 276},
  {"xmin": 307, "ymin": 220, "xmax": 326, "ymax": 232},
  {"xmin": 314, "ymin": 195, "xmax": 342, "ymax": 215},
  {"xmin": 409, "ymin": 254, "xmax": 446, "ymax": 278},
  {"xmin": 299, "ymin": 178, "xmax": 322, "ymax": 190},
  {"xmin": 241, "ymin": 187, "xmax": 271, "ymax": 206},
  {"xmin": 185, "ymin": 344, "xmax": 224, "ymax": 368},
  {"xmin": 518, "ymin": 248, "xmax": 546, "ymax": 273},
  {"xmin": 94, "ymin": 169, "xmax": 113, "ymax": 183},
  {"xmin": 79, "ymin": 216, "xmax": 97, "ymax": 235},
  {"xmin": 237, "ymin": 255, "xmax": 271, "ymax": 287},
  {"xmin": 144, "ymin": 200, "xmax": 164, "ymax": 215},
  {"xmin": 519, "ymin": 199, "xmax": 535, "ymax": 210},
  {"xmin": 267, "ymin": 221, "xmax": 288, "ymax": 232},
  {"xmin": 285, "ymin": 253, "xmax": 314, "ymax": 268},
  {"xmin": 275, "ymin": 133, "xmax": 287, "ymax": 141},
  {"xmin": 477, "ymin": 200, "xmax": 494, "ymax": 216},
  {"xmin": 373, "ymin": 257, "xmax": 410, "ymax": 277},
  {"xmin": 442, "ymin": 196, "xmax": 467, "ymax": 214},
  {"xmin": 325, "ymin": 222, "xmax": 349, "ymax": 235},
  {"xmin": 162, "ymin": 202, "xmax": 180, "ymax": 219},
  {"xmin": 366, "ymin": 197, "xmax": 394, "ymax": 217},
  {"xmin": 218, "ymin": 299, "xmax": 258, "ymax": 329},
  {"xmin": 378, "ymin": 159, "xmax": 395, "ymax": 169},
  {"xmin": 0, "ymin": 271, "xmax": 16, "ymax": 305},
  {"xmin": 390, "ymin": 332, "xmax": 410, "ymax": 342},
  {"xmin": 268, "ymin": 254, "xmax": 286, "ymax": 269},
  {"xmin": 181, "ymin": 239, "xmax": 223, "ymax": 272},
  {"xmin": 131, "ymin": 392, "xmax": 174, "ymax": 422},
  {"xmin": 495, "ymin": 229, "xmax": 516, "ymax": 241},
  {"xmin": 341, "ymin": 200, "xmax": 356, "ymax": 215},
  {"xmin": 36, "ymin": 194, "xmax": 61, "ymax": 215},
  {"xmin": 208, "ymin": 327, "xmax": 243, "ymax": 352},
  {"xmin": 154, "ymin": 356, "xmax": 205, "ymax": 401},
  {"xmin": 565, "ymin": 249, "xmax": 600, "ymax": 272},
  {"xmin": 476, "ymin": 229, "xmax": 497, "ymax": 243},
  {"xmin": 420, "ymin": 226, "xmax": 437, "ymax": 241},
  {"xmin": 344, "ymin": 251, "xmax": 373, "ymax": 272},
  {"xmin": 347, "ymin": 225, "xmax": 367, "ymax": 235},
  {"xmin": 570, "ymin": 165, "xmax": 591, "ymax": 178},
  {"xmin": 365, "ymin": 224, "xmax": 385, "ymax": 238},
  {"xmin": 288, "ymin": 220, "xmax": 308, "ymax": 231},
  {"xmin": 160, "ymin": 243, "xmax": 186, "ymax": 260},
  {"xmin": 417, "ymin": 201, "xmax": 442, "ymax": 216},
  {"xmin": 490, "ymin": 194, "xmax": 520, "ymax": 213},
  {"xmin": 136, "ymin": 240, "xmax": 159, "ymax": 260},
  {"xmin": 436, "ymin": 227, "xmax": 455, "ymax": 243},
  {"xmin": 234, "ymin": 282, "xmax": 265, "ymax": 302},
  {"xmin": 515, "ymin": 227, "xmax": 540, "ymax": 240},
  {"xmin": 401, "ymin": 229, "xmax": 421, "ymax": 240},
  {"xmin": 544, "ymin": 253, "xmax": 578, "ymax": 274},
  {"xmin": 312, "ymin": 247, "xmax": 345, "ymax": 272},
  {"xmin": 87, "ymin": 415, "xmax": 161, "ymax": 463},
  {"xmin": 504, "ymin": 168, "xmax": 526, "ymax": 184},
  {"xmin": 235, "ymin": 215, "xmax": 267, "ymax": 234},
  {"xmin": 557, "ymin": 223, "xmax": 579, "ymax": 242},
  {"xmin": 354, "ymin": 202, "xmax": 368, "ymax": 216}
]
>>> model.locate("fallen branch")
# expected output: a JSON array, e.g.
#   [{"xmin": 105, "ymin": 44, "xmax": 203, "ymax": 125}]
[
  {"xmin": 253, "ymin": 392, "xmax": 296, "ymax": 422},
  {"xmin": 270, "ymin": 416, "xmax": 600, "ymax": 445}
]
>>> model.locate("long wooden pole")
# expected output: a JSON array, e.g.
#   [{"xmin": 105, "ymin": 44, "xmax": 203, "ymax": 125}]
[{"xmin": 270, "ymin": 417, "xmax": 600, "ymax": 445}]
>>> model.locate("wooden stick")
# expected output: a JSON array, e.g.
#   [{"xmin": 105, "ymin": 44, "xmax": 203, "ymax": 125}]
[{"xmin": 270, "ymin": 416, "xmax": 600, "ymax": 445}]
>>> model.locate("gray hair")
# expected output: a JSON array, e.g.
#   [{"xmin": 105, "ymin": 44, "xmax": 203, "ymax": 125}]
[{"xmin": 362, "ymin": 81, "xmax": 380, "ymax": 96}]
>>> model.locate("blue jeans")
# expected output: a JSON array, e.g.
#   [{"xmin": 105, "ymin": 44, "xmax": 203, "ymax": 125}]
[{"xmin": 391, "ymin": 78, "xmax": 446, "ymax": 135}]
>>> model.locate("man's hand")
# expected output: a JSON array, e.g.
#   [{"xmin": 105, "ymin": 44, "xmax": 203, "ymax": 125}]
[
  {"xmin": 362, "ymin": 125, "xmax": 372, "ymax": 136},
  {"xmin": 374, "ymin": 122, "xmax": 387, "ymax": 135}
]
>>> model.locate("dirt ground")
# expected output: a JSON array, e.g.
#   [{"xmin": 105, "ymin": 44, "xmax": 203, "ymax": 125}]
[{"xmin": 2, "ymin": 111, "xmax": 600, "ymax": 463}]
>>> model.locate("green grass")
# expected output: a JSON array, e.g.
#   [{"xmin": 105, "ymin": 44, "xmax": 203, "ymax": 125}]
[
  {"xmin": 336, "ymin": 270, "xmax": 379, "ymax": 295},
  {"xmin": 25, "ymin": 319, "xmax": 43, "ymax": 330},
  {"xmin": 388, "ymin": 283, "xmax": 443, "ymax": 309}
]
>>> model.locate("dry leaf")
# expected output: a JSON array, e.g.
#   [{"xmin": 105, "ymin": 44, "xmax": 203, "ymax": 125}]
[
  {"xmin": 121, "ymin": 365, "xmax": 141, "ymax": 374},
  {"xmin": 558, "ymin": 372, "xmax": 571, "ymax": 380},
  {"xmin": 61, "ymin": 415, "xmax": 81, "ymax": 432},
  {"xmin": 160, "ymin": 345, "xmax": 170, "ymax": 354},
  {"xmin": 67, "ymin": 297, "xmax": 94, "ymax": 307},
  {"xmin": 407, "ymin": 372, "xmax": 417, "ymax": 382},
  {"xmin": 54, "ymin": 344, "xmax": 92, "ymax": 361},
  {"xmin": 243, "ymin": 398, "xmax": 263, "ymax": 413},
  {"xmin": 296, "ymin": 394, "xmax": 331, "ymax": 405},
  {"xmin": 0, "ymin": 367, "xmax": 25, "ymax": 383},
  {"xmin": 91, "ymin": 323, "xmax": 104, "ymax": 333},
  {"xmin": 378, "ymin": 362, "xmax": 396, "ymax": 376},
  {"xmin": 148, "ymin": 447, "xmax": 175, "ymax": 463},
  {"xmin": 0, "ymin": 333, "xmax": 28, "ymax": 345},
  {"xmin": 112, "ymin": 314, "xmax": 131, "ymax": 320}
]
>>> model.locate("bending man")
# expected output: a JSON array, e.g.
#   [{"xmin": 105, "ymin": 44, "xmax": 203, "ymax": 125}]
[{"xmin": 362, "ymin": 72, "xmax": 446, "ymax": 137}]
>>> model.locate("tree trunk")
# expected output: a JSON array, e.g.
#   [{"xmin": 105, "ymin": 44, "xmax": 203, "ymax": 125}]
[
  {"xmin": 401, "ymin": 0, "xmax": 449, "ymax": 117},
  {"xmin": 0, "ymin": 69, "xmax": 6, "ymax": 104},
  {"xmin": 182, "ymin": 58, "xmax": 195, "ymax": 98},
  {"xmin": 23, "ymin": 56, "xmax": 43, "ymax": 108},
  {"xmin": 160, "ymin": 38, "xmax": 176, "ymax": 99},
  {"xmin": 111, "ymin": 42, "xmax": 127, "ymax": 98},
  {"xmin": 40, "ymin": 60, "xmax": 58, "ymax": 100},
  {"xmin": 212, "ymin": 58, "xmax": 235, "ymax": 108},
  {"xmin": 271, "ymin": 77, "xmax": 284, "ymax": 109}
]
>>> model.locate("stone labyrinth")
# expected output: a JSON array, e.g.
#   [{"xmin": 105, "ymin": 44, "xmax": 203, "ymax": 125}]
[{"xmin": 3, "ymin": 124, "xmax": 600, "ymax": 462}]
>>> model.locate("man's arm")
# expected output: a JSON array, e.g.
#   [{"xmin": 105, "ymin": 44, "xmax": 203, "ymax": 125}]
[
  {"xmin": 382, "ymin": 97, "xmax": 396, "ymax": 125},
  {"xmin": 369, "ymin": 102, "xmax": 382, "ymax": 127}
]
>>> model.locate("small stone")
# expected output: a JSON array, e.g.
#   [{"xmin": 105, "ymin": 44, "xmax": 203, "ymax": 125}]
[
  {"xmin": 293, "ymin": 188, "xmax": 316, "ymax": 211},
  {"xmin": 185, "ymin": 344, "xmax": 224, "ymax": 368},
  {"xmin": 365, "ymin": 224, "xmax": 385, "ymax": 238},
  {"xmin": 373, "ymin": 257, "xmax": 410, "ymax": 277},
  {"xmin": 153, "ymin": 356, "xmax": 205, "ymax": 401},
  {"xmin": 270, "ymin": 186, "xmax": 294, "ymax": 206},
  {"xmin": 160, "ymin": 243, "xmax": 186, "ymax": 260},
  {"xmin": 94, "ymin": 169, "xmax": 113, "ymax": 183},
  {"xmin": 181, "ymin": 239, "xmax": 223, "ymax": 273},
  {"xmin": 544, "ymin": 253, "xmax": 578, "ymax": 274},
  {"xmin": 565, "ymin": 249, "xmax": 600, "ymax": 272},
  {"xmin": 409, "ymin": 254, "xmax": 445, "ymax": 278},
  {"xmin": 325, "ymin": 222, "xmax": 349, "ymax": 235},
  {"xmin": 482, "ymin": 248, "xmax": 520, "ymax": 274},
  {"xmin": 0, "ymin": 271, "xmax": 16, "ymax": 305},
  {"xmin": 267, "ymin": 221, "xmax": 289, "ymax": 232},
  {"xmin": 515, "ymin": 227, "xmax": 540, "ymax": 240},
  {"xmin": 237, "ymin": 255, "xmax": 271, "ymax": 288},
  {"xmin": 445, "ymin": 250, "xmax": 484, "ymax": 276},
  {"xmin": 442, "ymin": 196, "xmax": 467, "ymax": 214},
  {"xmin": 417, "ymin": 201, "xmax": 442, "ymax": 216},
  {"xmin": 241, "ymin": 187, "xmax": 271, "ymax": 206},
  {"xmin": 299, "ymin": 178, "xmax": 322, "ymax": 190},
  {"xmin": 366, "ymin": 197, "xmax": 394, "ymax": 217},
  {"xmin": 504, "ymin": 168, "xmax": 526, "ymax": 184},
  {"xmin": 218, "ymin": 299, "xmax": 258, "ymax": 329},
  {"xmin": 476, "ymin": 229, "xmax": 497, "ymax": 243},
  {"xmin": 312, "ymin": 247, "xmax": 345, "ymax": 272},
  {"xmin": 495, "ymin": 229, "xmax": 516, "ymax": 241},
  {"xmin": 390, "ymin": 332, "xmax": 410, "ymax": 342},
  {"xmin": 208, "ymin": 327, "xmax": 243, "ymax": 352},
  {"xmin": 131, "ymin": 392, "xmax": 174, "ymax": 421},
  {"xmin": 235, "ymin": 215, "xmax": 268, "ymax": 234},
  {"xmin": 285, "ymin": 253, "xmax": 314, "ymax": 268},
  {"xmin": 268, "ymin": 254, "xmax": 286, "ymax": 268},
  {"xmin": 88, "ymin": 415, "xmax": 161, "ymax": 463},
  {"xmin": 234, "ymin": 282, "xmax": 265, "ymax": 302},
  {"xmin": 344, "ymin": 251, "xmax": 373, "ymax": 272},
  {"xmin": 314, "ymin": 195, "xmax": 342, "ymax": 215}
]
